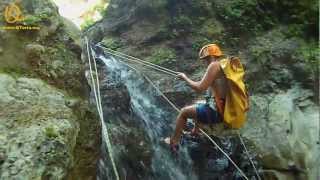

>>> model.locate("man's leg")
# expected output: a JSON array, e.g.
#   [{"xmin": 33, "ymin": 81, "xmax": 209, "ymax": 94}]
[
  {"xmin": 191, "ymin": 120, "xmax": 200, "ymax": 135},
  {"xmin": 171, "ymin": 105, "xmax": 197, "ymax": 144}
]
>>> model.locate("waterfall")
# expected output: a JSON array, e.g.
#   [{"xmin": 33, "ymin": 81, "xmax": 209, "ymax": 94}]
[{"xmin": 96, "ymin": 54, "xmax": 197, "ymax": 180}]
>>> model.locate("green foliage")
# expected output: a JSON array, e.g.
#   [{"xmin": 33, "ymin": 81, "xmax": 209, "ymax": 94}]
[
  {"xmin": 200, "ymin": 20, "xmax": 223, "ymax": 38},
  {"xmin": 247, "ymin": 27, "xmax": 318, "ymax": 91},
  {"xmin": 23, "ymin": 15, "xmax": 42, "ymax": 25},
  {"xmin": 41, "ymin": 42, "xmax": 80, "ymax": 84},
  {"xmin": 80, "ymin": 1, "xmax": 109, "ymax": 29},
  {"xmin": 172, "ymin": 15, "xmax": 193, "ymax": 27},
  {"xmin": 249, "ymin": 43, "xmax": 272, "ymax": 66},
  {"xmin": 294, "ymin": 42, "xmax": 319, "ymax": 75},
  {"xmin": 285, "ymin": 24, "xmax": 304, "ymax": 37},
  {"xmin": 95, "ymin": 4, "xmax": 106, "ymax": 15},
  {"xmin": 214, "ymin": 0, "xmax": 318, "ymax": 36},
  {"xmin": 147, "ymin": 48, "xmax": 176, "ymax": 65},
  {"xmin": 215, "ymin": 0, "xmax": 273, "ymax": 33},
  {"xmin": 94, "ymin": 1, "xmax": 109, "ymax": 18},
  {"xmin": 248, "ymin": 28, "xmax": 295, "ymax": 66},
  {"xmin": 22, "ymin": 6, "xmax": 54, "ymax": 26},
  {"xmin": 48, "ymin": 43, "xmax": 75, "ymax": 64},
  {"xmin": 101, "ymin": 37, "xmax": 123, "ymax": 50},
  {"xmin": 188, "ymin": 0, "xmax": 213, "ymax": 14},
  {"xmin": 136, "ymin": 0, "xmax": 168, "ymax": 17},
  {"xmin": 249, "ymin": 26, "xmax": 318, "ymax": 74},
  {"xmin": 191, "ymin": 36, "xmax": 213, "ymax": 52},
  {"xmin": 45, "ymin": 126, "xmax": 58, "ymax": 138},
  {"xmin": 261, "ymin": 0, "xmax": 318, "ymax": 32},
  {"xmin": 80, "ymin": 18, "xmax": 95, "ymax": 30},
  {"xmin": 23, "ymin": 13, "xmax": 50, "ymax": 25},
  {"xmin": 156, "ymin": 24, "xmax": 174, "ymax": 39},
  {"xmin": 167, "ymin": 0, "xmax": 213, "ymax": 35},
  {"xmin": 0, "ymin": 67, "xmax": 26, "ymax": 78}
]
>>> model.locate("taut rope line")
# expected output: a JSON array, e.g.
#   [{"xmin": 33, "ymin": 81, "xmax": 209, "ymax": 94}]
[
  {"xmin": 97, "ymin": 44, "xmax": 179, "ymax": 77},
  {"xmin": 238, "ymin": 132, "xmax": 261, "ymax": 180},
  {"xmin": 85, "ymin": 37, "xmax": 120, "ymax": 180}
]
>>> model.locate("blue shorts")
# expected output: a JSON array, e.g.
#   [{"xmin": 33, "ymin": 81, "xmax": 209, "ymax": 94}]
[{"xmin": 196, "ymin": 103, "xmax": 222, "ymax": 124}]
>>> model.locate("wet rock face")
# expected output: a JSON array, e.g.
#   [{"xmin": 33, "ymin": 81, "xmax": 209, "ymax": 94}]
[
  {"xmin": 0, "ymin": 74, "xmax": 79, "ymax": 179},
  {"xmin": 242, "ymin": 86, "xmax": 319, "ymax": 179},
  {"xmin": 96, "ymin": 60, "xmax": 154, "ymax": 180},
  {"xmin": 184, "ymin": 135, "xmax": 260, "ymax": 180}
]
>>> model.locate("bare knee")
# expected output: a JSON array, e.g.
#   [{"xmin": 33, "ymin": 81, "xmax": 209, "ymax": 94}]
[{"xmin": 179, "ymin": 106, "xmax": 195, "ymax": 119}]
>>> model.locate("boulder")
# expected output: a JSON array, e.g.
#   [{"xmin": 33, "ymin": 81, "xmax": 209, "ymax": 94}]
[
  {"xmin": 0, "ymin": 74, "xmax": 79, "ymax": 179},
  {"xmin": 25, "ymin": 44, "xmax": 45, "ymax": 58},
  {"xmin": 241, "ymin": 86, "xmax": 319, "ymax": 179}
]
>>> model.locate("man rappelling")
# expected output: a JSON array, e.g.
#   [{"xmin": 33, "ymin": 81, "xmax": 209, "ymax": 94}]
[
  {"xmin": 165, "ymin": 44, "xmax": 249, "ymax": 153},
  {"xmin": 95, "ymin": 41, "xmax": 255, "ymax": 178}
]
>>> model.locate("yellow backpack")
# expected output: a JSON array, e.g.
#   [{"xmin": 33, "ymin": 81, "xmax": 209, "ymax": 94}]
[{"xmin": 219, "ymin": 57, "xmax": 249, "ymax": 129}]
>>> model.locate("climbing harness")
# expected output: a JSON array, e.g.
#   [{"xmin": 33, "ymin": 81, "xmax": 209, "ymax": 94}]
[
  {"xmin": 92, "ymin": 43, "xmax": 261, "ymax": 180},
  {"xmin": 85, "ymin": 37, "xmax": 120, "ymax": 180}
]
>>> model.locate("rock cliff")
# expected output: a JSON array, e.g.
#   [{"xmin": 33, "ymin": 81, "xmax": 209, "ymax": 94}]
[{"xmin": 0, "ymin": 0, "xmax": 100, "ymax": 179}]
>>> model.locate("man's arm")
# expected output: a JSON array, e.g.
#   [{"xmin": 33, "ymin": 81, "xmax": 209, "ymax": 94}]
[{"xmin": 179, "ymin": 62, "xmax": 221, "ymax": 93}]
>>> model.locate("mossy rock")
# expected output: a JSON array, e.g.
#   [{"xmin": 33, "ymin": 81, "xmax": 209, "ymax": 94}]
[
  {"xmin": 23, "ymin": 14, "xmax": 49, "ymax": 26},
  {"xmin": 199, "ymin": 18, "xmax": 224, "ymax": 38},
  {"xmin": 0, "ymin": 67, "xmax": 28, "ymax": 78},
  {"xmin": 191, "ymin": 36, "xmax": 216, "ymax": 52},
  {"xmin": 248, "ymin": 27, "xmax": 298, "ymax": 65},
  {"xmin": 45, "ymin": 126, "xmax": 59, "ymax": 138},
  {"xmin": 146, "ymin": 48, "xmax": 176, "ymax": 65},
  {"xmin": 101, "ymin": 37, "xmax": 123, "ymax": 50},
  {"xmin": 293, "ymin": 41, "xmax": 319, "ymax": 76},
  {"xmin": 246, "ymin": 27, "xmax": 318, "ymax": 94}
]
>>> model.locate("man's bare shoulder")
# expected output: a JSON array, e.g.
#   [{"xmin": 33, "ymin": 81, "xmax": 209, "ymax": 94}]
[{"xmin": 207, "ymin": 61, "xmax": 221, "ymax": 72}]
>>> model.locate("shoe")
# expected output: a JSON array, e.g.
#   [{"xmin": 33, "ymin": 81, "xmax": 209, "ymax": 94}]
[{"xmin": 164, "ymin": 137, "xmax": 179, "ymax": 155}]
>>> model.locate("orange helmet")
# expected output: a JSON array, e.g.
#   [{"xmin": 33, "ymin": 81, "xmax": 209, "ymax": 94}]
[{"xmin": 199, "ymin": 44, "xmax": 223, "ymax": 59}]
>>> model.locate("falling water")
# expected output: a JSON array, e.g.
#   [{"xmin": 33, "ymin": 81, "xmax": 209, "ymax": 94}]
[{"xmin": 96, "ymin": 53, "xmax": 198, "ymax": 180}]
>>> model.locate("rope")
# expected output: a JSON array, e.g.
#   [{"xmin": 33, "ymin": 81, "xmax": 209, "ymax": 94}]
[
  {"xmin": 237, "ymin": 132, "xmax": 261, "ymax": 180},
  {"xmin": 117, "ymin": 59, "xmax": 180, "ymax": 113},
  {"xmin": 199, "ymin": 128, "xmax": 249, "ymax": 180},
  {"xmin": 97, "ymin": 44, "xmax": 179, "ymax": 75},
  {"xmin": 90, "ymin": 46, "xmax": 102, "ymax": 114},
  {"xmin": 97, "ymin": 44, "xmax": 179, "ymax": 77},
  {"xmin": 114, "ymin": 58, "xmax": 249, "ymax": 180},
  {"xmin": 85, "ymin": 37, "xmax": 120, "ymax": 180}
]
